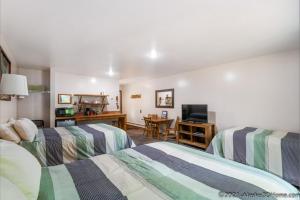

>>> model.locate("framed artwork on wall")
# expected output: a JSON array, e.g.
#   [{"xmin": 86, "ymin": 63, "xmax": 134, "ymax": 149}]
[
  {"xmin": 0, "ymin": 46, "xmax": 12, "ymax": 101},
  {"xmin": 155, "ymin": 88, "xmax": 174, "ymax": 108},
  {"xmin": 58, "ymin": 94, "xmax": 72, "ymax": 104}
]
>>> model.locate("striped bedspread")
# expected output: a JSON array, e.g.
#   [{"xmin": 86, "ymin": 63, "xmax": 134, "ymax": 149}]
[
  {"xmin": 21, "ymin": 123, "xmax": 135, "ymax": 166},
  {"xmin": 38, "ymin": 142, "xmax": 299, "ymax": 200},
  {"xmin": 207, "ymin": 127, "xmax": 300, "ymax": 187}
]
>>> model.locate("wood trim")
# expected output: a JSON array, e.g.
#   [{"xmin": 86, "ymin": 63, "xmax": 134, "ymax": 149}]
[
  {"xmin": 131, "ymin": 94, "xmax": 141, "ymax": 99},
  {"xmin": 0, "ymin": 46, "xmax": 12, "ymax": 101},
  {"xmin": 0, "ymin": 46, "xmax": 11, "ymax": 74},
  {"xmin": 73, "ymin": 94, "xmax": 109, "ymax": 97},
  {"xmin": 119, "ymin": 90, "xmax": 123, "ymax": 113},
  {"xmin": 55, "ymin": 113, "xmax": 127, "ymax": 130}
]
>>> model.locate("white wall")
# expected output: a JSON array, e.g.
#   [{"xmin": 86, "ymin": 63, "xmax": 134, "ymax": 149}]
[
  {"xmin": 2, "ymin": 65, "xmax": 120, "ymax": 127},
  {"xmin": 17, "ymin": 68, "xmax": 50, "ymax": 127},
  {"xmin": 50, "ymin": 71, "xmax": 120, "ymax": 127},
  {"xmin": 121, "ymin": 50, "xmax": 300, "ymax": 132},
  {"xmin": 0, "ymin": 37, "xmax": 18, "ymax": 123},
  {"xmin": 50, "ymin": 68, "xmax": 56, "ymax": 127}
]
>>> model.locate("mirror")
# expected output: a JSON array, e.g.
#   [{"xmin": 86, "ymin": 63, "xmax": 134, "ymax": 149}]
[{"xmin": 58, "ymin": 94, "xmax": 72, "ymax": 104}]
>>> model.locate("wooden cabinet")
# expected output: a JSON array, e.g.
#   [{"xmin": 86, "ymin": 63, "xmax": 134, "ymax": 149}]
[
  {"xmin": 176, "ymin": 122, "xmax": 215, "ymax": 149},
  {"xmin": 55, "ymin": 113, "xmax": 127, "ymax": 130}
]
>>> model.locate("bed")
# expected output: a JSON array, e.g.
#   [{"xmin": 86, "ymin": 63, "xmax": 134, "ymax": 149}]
[
  {"xmin": 20, "ymin": 123, "xmax": 135, "ymax": 166},
  {"xmin": 37, "ymin": 142, "xmax": 299, "ymax": 200},
  {"xmin": 207, "ymin": 126, "xmax": 300, "ymax": 187}
]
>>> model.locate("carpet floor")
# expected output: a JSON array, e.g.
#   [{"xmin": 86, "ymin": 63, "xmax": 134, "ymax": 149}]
[{"xmin": 126, "ymin": 128, "xmax": 176, "ymax": 146}]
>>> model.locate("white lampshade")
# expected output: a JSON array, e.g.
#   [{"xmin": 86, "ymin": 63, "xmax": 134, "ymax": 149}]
[{"xmin": 0, "ymin": 74, "xmax": 29, "ymax": 96}]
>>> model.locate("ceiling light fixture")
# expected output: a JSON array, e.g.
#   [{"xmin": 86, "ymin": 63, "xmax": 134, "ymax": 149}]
[
  {"xmin": 224, "ymin": 72, "xmax": 236, "ymax": 82},
  {"xmin": 147, "ymin": 48, "xmax": 159, "ymax": 59},
  {"xmin": 106, "ymin": 67, "xmax": 115, "ymax": 77},
  {"xmin": 90, "ymin": 78, "xmax": 97, "ymax": 83}
]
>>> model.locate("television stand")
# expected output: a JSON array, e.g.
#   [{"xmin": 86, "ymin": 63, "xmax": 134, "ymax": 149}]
[{"xmin": 177, "ymin": 121, "xmax": 215, "ymax": 149}]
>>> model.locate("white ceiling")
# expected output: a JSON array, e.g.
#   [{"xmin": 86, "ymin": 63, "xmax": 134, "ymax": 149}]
[{"xmin": 1, "ymin": 0, "xmax": 299, "ymax": 83}]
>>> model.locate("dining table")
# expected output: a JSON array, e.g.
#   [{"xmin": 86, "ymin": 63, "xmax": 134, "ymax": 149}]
[{"xmin": 143, "ymin": 117, "xmax": 174, "ymax": 140}]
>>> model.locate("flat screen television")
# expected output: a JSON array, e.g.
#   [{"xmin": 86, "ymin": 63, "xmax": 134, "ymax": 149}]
[{"xmin": 182, "ymin": 104, "xmax": 208, "ymax": 123}]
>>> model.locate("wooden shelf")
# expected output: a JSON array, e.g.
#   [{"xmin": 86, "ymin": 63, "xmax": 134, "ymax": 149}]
[
  {"xmin": 178, "ymin": 139, "xmax": 208, "ymax": 149},
  {"xmin": 178, "ymin": 130, "xmax": 192, "ymax": 135},
  {"xmin": 74, "ymin": 94, "xmax": 109, "ymax": 97},
  {"xmin": 79, "ymin": 102, "xmax": 109, "ymax": 105},
  {"xmin": 55, "ymin": 112, "xmax": 127, "ymax": 130},
  {"xmin": 29, "ymin": 90, "xmax": 50, "ymax": 94},
  {"xmin": 193, "ymin": 132, "xmax": 205, "ymax": 137},
  {"xmin": 73, "ymin": 93, "xmax": 109, "ymax": 113},
  {"xmin": 177, "ymin": 121, "xmax": 214, "ymax": 150}
]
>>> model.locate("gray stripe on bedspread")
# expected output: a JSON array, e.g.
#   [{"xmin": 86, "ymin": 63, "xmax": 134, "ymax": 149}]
[
  {"xmin": 78, "ymin": 125, "xmax": 106, "ymax": 155},
  {"xmin": 43, "ymin": 128, "xmax": 63, "ymax": 166},
  {"xmin": 233, "ymin": 127, "xmax": 257, "ymax": 164},
  {"xmin": 206, "ymin": 143, "xmax": 213, "ymax": 154},
  {"xmin": 134, "ymin": 145, "xmax": 275, "ymax": 200},
  {"xmin": 281, "ymin": 132, "xmax": 300, "ymax": 187},
  {"xmin": 66, "ymin": 159, "xmax": 127, "ymax": 200},
  {"xmin": 125, "ymin": 135, "xmax": 133, "ymax": 148}
]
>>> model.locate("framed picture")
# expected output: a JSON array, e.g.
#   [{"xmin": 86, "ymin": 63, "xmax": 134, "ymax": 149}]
[
  {"xmin": 58, "ymin": 94, "xmax": 72, "ymax": 104},
  {"xmin": 0, "ymin": 46, "xmax": 11, "ymax": 101},
  {"xmin": 155, "ymin": 88, "xmax": 174, "ymax": 108}
]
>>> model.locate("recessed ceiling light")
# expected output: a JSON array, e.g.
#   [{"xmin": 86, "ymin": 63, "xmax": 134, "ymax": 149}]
[
  {"xmin": 147, "ymin": 48, "xmax": 159, "ymax": 59},
  {"xmin": 224, "ymin": 72, "xmax": 236, "ymax": 82},
  {"xmin": 106, "ymin": 67, "xmax": 115, "ymax": 77},
  {"xmin": 90, "ymin": 78, "xmax": 97, "ymax": 83}
]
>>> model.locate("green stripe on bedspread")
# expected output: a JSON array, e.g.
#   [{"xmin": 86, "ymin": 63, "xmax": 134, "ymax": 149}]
[
  {"xmin": 38, "ymin": 166, "xmax": 81, "ymax": 200},
  {"xmin": 21, "ymin": 129, "xmax": 47, "ymax": 165},
  {"xmin": 65, "ymin": 126, "xmax": 92, "ymax": 160},
  {"xmin": 253, "ymin": 129, "xmax": 272, "ymax": 170},
  {"xmin": 49, "ymin": 165, "xmax": 80, "ymax": 200},
  {"xmin": 95, "ymin": 123, "xmax": 126, "ymax": 151},
  {"xmin": 38, "ymin": 168, "xmax": 55, "ymax": 200},
  {"xmin": 114, "ymin": 150, "xmax": 209, "ymax": 200}
]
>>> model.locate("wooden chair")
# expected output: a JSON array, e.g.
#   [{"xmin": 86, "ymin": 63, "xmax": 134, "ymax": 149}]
[
  {"xmin": 143, "ymin": 117, "xmax": 154, "ymax": 137},
  {"xmin": 146, "ymin": 114, "xmax": 159, "ymax": 137},
  {"xmin": 148, "ymin": 114, "xmax": 158, "ymax": 119},
  {"xmin": 163, "ymin": 116, "xmax": 180, "ymax": 141}
]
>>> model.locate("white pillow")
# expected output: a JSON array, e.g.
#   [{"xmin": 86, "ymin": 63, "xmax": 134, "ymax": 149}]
[
  {"xmin": 8, "ymin": 117, "xmax": 16, "ymax": 124},
  {"xmin": 14, "ymin": 118, "xmax": 38, "ymax": 142},
  {"xmin": 0, "ymin": 177, "xmax": 27, "ymax": 200},
  {"xmin": 0, "ymin": 123, "xmax": 21, "ymax": 143},
  {"xmin": 0, "ymin": 140, "xmax": 41, "ymax": 200}
]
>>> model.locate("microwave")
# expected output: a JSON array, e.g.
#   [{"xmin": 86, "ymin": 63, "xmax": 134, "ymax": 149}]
[{"xmin": 55, "ymin": 107, "xmax": 75, "ymax": 117}]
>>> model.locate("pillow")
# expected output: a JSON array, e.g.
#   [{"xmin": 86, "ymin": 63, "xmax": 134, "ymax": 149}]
[
  {"xmin": 0, "ymin": 123, "xmax": 21, "ymax": 143},
  {"xmin": 0, "ymin": 177, "xmax": 27, "ymax": 200},
  {"xmin": 0, "ymin": 140, "xmax": 41, "ymax": 200},
  {"xmin": 8, "ymin": 117, "xmax": 16, "ymax": 124},
  {"xmin": 14, "ymin": 118, "xmax": 38, "ymax": 142}
]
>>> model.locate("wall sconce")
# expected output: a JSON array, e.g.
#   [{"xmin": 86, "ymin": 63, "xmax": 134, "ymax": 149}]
[{"xmin": 0, "ymin": 74, "xmax": 29, "ymax": 100}]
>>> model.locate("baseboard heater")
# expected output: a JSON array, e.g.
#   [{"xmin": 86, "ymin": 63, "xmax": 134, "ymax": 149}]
[{"xmin": 127, "ymin": 122, "xmax": 144, "ymax": 129}]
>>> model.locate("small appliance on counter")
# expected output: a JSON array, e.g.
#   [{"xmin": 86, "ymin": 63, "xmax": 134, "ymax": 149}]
[
  {"xmin": 84, "ymin": 108, "xmax": 97, "ymax": 116},
  {"xmin": 55, "ymin": 107, "xmax": 75, "ymax": 117}
]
